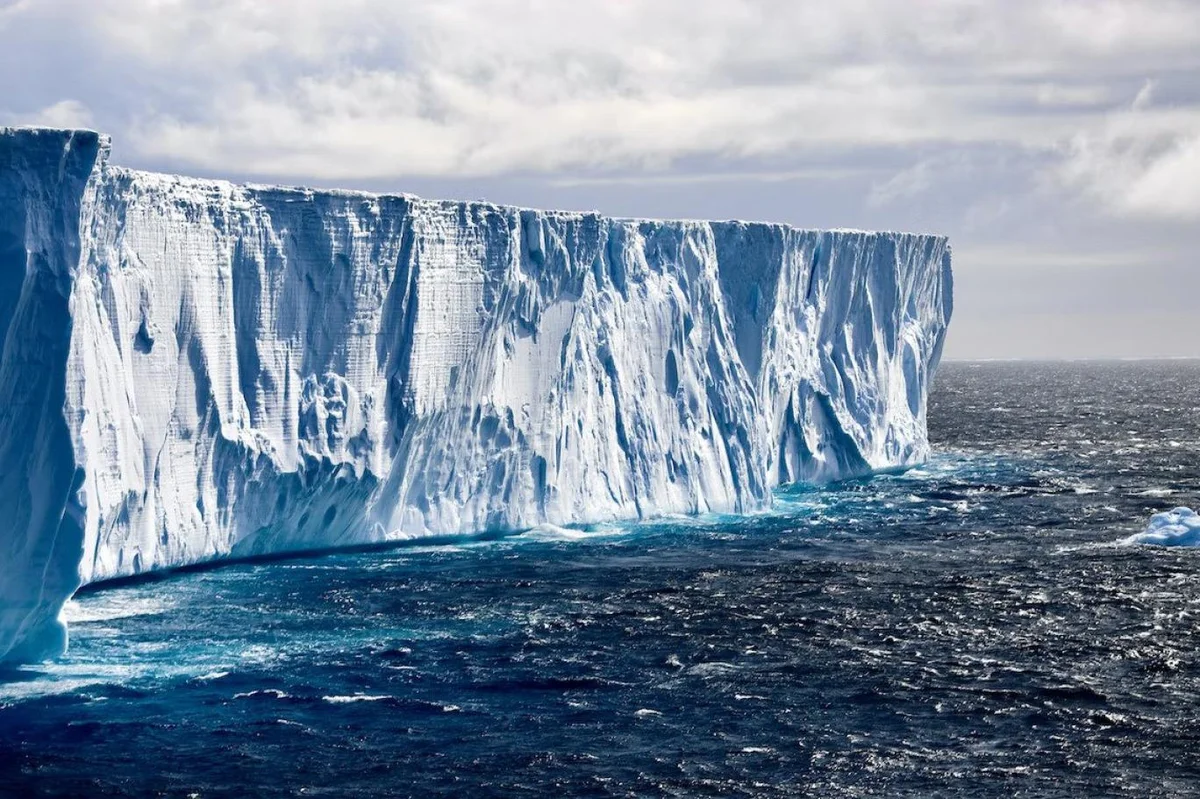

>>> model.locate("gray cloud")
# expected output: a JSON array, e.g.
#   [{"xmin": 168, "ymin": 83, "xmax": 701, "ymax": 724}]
[
  {"xmin": 3, "ymin": 2, "xmax": 1197, "ymax": 201},
  {"xmin": 1, "ymin": 0, "xmax": 1198, "ymax": 357}
]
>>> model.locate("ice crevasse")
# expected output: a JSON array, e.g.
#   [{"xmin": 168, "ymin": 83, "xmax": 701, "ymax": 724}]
[{"xmin": 0, "ymin": 128, "xmax": 953, "ymax": 662}]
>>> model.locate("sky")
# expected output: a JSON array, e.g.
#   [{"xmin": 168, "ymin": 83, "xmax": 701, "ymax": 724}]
[{"xmin": 2, "ymin": 0, "xmax": 1198, "ymax": 359}]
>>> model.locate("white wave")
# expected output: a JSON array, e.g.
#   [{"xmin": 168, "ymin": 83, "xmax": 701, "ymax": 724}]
[
  {"xmin": 234, "ymin": 689, "xmax": 290, "ymax": 700},
  {"xmin": 516, "ymin": 523, "xmax": 596, "ymax": 542},
  {"xmin": 322, "ymin": 694, "xmax": 392, "ymax": 703},
  {"xmin": 239, "ymin": 645, "xmax": 284, "ymax": 665},
  {"xmin": 687, "ymin": 661, "xmax": 741, "ymax": 677},
  {"xmin": 514, "ymin": 520, "xmax": 645, "ymax": 543},
  {"xmin": 0, "ymin": 677, "xmax": 110, "ymax": 706},
  {"xmin": 0, "ymin": 662, "xmax": 143, "ymax": 705},
  {"xmin": 60, "ymin": 594, "xmax": 175, "ymax": 624}
]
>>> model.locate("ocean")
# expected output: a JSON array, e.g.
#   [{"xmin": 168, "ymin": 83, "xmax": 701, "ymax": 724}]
[{"xmin": 2, "ymin": 361, "xmax": 1199, "ymax": 797}]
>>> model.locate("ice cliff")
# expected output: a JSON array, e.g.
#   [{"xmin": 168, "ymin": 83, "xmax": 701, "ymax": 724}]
[{"xmin": 0, "ymin": 127, "xmax": 953, "ymax": 662}]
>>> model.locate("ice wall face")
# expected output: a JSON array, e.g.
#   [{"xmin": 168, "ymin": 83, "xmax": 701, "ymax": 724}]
[
  {"xmin": 0, "ymin": 129, "xmax": 104, "ymax": 662},
  {"xmin": 0, "ymin": 127, "xmax": 953, "ymax": 663}
]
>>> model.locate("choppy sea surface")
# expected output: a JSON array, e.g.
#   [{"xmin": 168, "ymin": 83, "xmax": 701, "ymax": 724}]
[{"xmin": 4, "ymin": 361, "xmax": 1200, "ymax": 797}]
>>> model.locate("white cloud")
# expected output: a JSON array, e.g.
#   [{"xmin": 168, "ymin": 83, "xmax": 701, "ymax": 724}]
[
  {"xmin": 955, "ymin": 244, "xmax": 1175, "ymax": 271},
  {"xmin": 1060, "ymin": 103, "xmax": 1200, "ymax": 219},
  {"xmin": 1132, "ymin": 79, "xmax": 1157, "ymax": 111},
  {"xmin": 1, "ymin": 0, "xmax": 1198, "ymax": 221},
  {"xmin": 1, "ymin": 0, "xmax": 1197, "ymax": 360},
  {"xmin": 1119, "ymin": 135, "xmax": 1200, "ymax": 218},
  {"xmin": 0, "ymin": 0, "xmax": 30, "ymax": 23},
  {"xmin": 23, "ymin": 99, "xmax": 94, "ymax": 129},
  {"xmin": 549, "ymin": 165, "xmax": 869, "ymax": 189},
  {"xmin": 1035, "ymin": 84, "xmax": 1112, "ymax": 109},
  {"xmin": 868, "ymin": 160, "xmax": 939, "ymax": 207}
]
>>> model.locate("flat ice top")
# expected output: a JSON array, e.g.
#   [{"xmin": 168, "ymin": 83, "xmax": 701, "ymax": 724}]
[{"xmin": 1, "ymin": 125, "xmax": 941, "ymax": 239}]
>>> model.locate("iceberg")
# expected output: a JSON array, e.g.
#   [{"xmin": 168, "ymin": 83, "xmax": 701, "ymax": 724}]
[
  {"xmin": 1124, "ymin": 507, "xmax": 1200, "ymax": 547},
  {"xmin": 0, "ymin": 127, "xmax": 953, "ymax": 663}
]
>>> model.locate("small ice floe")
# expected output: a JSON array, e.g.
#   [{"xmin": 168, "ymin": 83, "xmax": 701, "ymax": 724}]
[{"xmin": 1124, "ymin": 507, "xmax": 1200, "ymax": 547}]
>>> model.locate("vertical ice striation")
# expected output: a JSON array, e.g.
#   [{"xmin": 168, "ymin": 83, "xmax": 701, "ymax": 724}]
[{"xmin": 0, "ymin": 128, "xmax": 953, "ymax": 663}]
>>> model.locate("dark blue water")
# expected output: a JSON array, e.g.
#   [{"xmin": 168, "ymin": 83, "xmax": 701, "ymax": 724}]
[{"xmin": 4, "ymin": 361, "xmax": 1200, "ymax": 797}]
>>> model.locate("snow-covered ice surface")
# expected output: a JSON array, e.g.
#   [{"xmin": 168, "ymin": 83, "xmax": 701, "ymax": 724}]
[
  {"xmin": 1124, "ymin": 507, "xmax": 1200, "ymax": 547},
  {"xmin": 0, "ymin": 127, "xmax": 953, "ymax": 663}
]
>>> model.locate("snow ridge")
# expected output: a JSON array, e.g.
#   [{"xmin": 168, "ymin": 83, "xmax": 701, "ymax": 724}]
[{"xmin": 0, "ymin": 128, "xmax": 953, "ymax": 663}]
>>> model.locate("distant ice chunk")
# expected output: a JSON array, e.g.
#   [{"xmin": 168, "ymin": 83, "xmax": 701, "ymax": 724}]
[{"xmin": 1124, "ymin": 507, "xmax": 1200, "ymax": 547}]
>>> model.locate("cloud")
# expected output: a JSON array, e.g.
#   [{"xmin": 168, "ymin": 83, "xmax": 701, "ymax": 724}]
[
  {"xmin": 0, "ymin": 0, "xmax": 30, "ymax": 24},
  {"xmin": 1035, "ymin": 84, "xmax": 1112, "ymax": 109},
  {"xmin": 1, "ymin": 0, "xmax": 1197, "ymax": 361},
  {"xmin": 954, "ymin": 244, "xmax": 1175, "ymax": 271},
  {"xmin": 1119, "ymin": 136, "xmax": 1200, "ymax": 217},
  {"xmin": 1131, "ymin": 79, "xmax": 1157, "ymax": 111},
  {"xmin": 548, "ymin": 165, "xmax": 869, "ymax": 189},
  {"xmin": 868, "ymin": 160, "xmax": 940, "ymax": 207},
  {"xmin": 0, "ymin": 0, "xmax": 1198, "ymax": 224},
  {"xmin": 1060, "ymin": 98, "xmax": 1200, "ymax": 219},
  {"xmin": 20, "ymin": 99, "xmax": 94, "ymax": 129},
  {"xmin": 1055, "ymin": 74, "xmax": 1200, "ymax": 221}
]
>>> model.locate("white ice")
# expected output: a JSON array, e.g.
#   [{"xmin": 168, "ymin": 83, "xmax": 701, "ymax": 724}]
[{"xmin": 1124, "ymin": 507, "xmax": 1200, "ymax": 547}]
